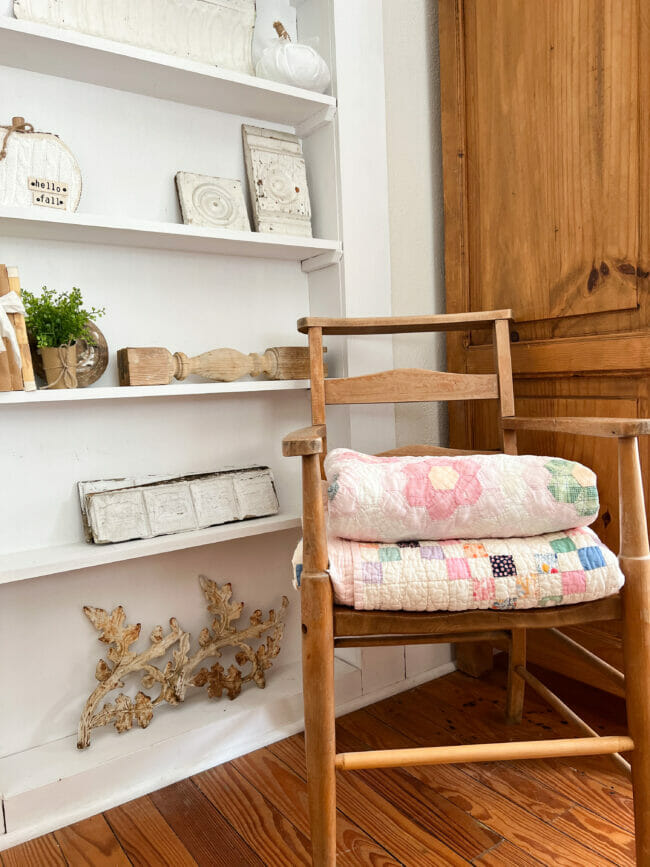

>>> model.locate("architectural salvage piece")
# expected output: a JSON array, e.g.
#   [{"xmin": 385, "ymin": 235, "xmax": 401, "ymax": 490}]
[
  {"xmin": 14, "ymin": 0, "xmax": 256, "ymax": 75},
  {"xmin": 242, "ymin": 125, "xmax": 312, "ymax": 237},
  {"xmin": 0, "ymin": 117, "xmax": 82, "ymax": 211},
  {"xmin": 78, "ymin": 576, "xmax": 289, "ymax": 748},
  {"xmin": 79, "ymin": 467, "xmax": 279, "ymax": 544},
  {"xmin": 175, "ymin": 172, "xmax": 250, "ymax": 231},
  {"xmin": 118, "ymin": 344, "xmax": 327, "ymax": 385}
]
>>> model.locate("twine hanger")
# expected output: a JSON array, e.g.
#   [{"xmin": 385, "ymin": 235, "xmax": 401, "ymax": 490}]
[
  {"xmin": 0, "ymin": 116, "xmax": 34, "ymax": 162},
  {"xmin": 273, "ymin": 21, "xmax": 291, "ymax": 41}
]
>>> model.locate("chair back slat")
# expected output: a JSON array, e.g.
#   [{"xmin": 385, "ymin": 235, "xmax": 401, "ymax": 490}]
[{"xmin": 324, "ymin": 368, "xmax": 499, "ymax": 405}]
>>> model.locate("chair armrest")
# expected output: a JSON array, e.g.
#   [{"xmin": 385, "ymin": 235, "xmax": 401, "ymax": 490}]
[
  {"xmin": 503, "ymin": 417, "xmax": 650, "ymax": 438},
  {"xmin": 282, "ymin": 424, "xmax": 326, "ymax": 457}
]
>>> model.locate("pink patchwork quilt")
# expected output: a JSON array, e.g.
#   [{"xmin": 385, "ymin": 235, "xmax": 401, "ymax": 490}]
[
  {"xmin": 324, "ymin": 449, "xmax": 600, "ymax": 542},
  {"xmin": 292, "ymin": 527, "xmax": 624, "ymax": 611}
]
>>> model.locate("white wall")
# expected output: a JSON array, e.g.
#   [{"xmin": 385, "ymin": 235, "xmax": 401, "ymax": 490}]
[
  {"xmin": 382, "ymin": 0, "xmax": 452, "ymax": 677},
  {"xmin": 383, "ymin": 0, "xmax": 448, "ymax": 450}
]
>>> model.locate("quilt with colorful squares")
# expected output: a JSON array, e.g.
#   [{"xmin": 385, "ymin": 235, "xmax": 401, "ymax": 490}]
[
  {"xmin": 291, "ymin": 526, "xmax": 624, "ymax": 611},
  {"xmin": 324, "ymin": 449, "xmax": 600, "ymax": 542}
]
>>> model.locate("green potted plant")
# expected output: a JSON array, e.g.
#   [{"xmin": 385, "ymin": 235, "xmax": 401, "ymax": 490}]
[{"xmin": 23, "ymin": 287, "xmax": 105, "ymax": 389}]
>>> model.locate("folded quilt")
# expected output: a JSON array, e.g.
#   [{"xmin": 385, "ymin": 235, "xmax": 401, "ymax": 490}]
[
  {"xmin": 292, "ymin": 526, "xmax": 624, "ymax": 611},
  {"xmin": 324, "ymin": 448, "xmax": 600, "ymax": 542}
]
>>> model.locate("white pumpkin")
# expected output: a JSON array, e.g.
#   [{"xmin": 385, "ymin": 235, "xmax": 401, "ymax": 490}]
[{"xmin": 255, "ymin": 21, "xmax": 330, "ymax": 94}]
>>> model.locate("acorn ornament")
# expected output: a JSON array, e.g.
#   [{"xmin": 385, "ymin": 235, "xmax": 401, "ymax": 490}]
[{"xmin": 255, "ymin": 21, "xmax": 330, "ymax": 93}]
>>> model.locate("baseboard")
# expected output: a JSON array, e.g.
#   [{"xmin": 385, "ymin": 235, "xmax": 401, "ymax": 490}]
[{"xmin": 0, "ymin": 658, "xmax": 455, "ymax": 850}]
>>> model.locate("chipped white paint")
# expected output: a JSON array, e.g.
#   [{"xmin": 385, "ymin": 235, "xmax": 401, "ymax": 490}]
[
  {"xmin": 80, "ymin": 467, "xmax": 279, "ymax": 544},
  {"xmin": 242, "ymin": 124, "xmax": 312, "ymax": 237},
  {"xmin": 175, "ymin": 172, "xmax": 250, "ymax": 231},
  {"xmin": 13, "ymin": 0, "xmax": 256, "ymax": 74}
]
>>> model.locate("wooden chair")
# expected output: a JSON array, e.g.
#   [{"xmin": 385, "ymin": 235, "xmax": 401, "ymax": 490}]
[{"xmin": 282, "ymin": 311, "xmax": 650, "ymax": 866}]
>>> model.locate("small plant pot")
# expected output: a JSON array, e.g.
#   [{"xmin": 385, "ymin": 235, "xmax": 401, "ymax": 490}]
[{"xmin": 39, "ymin": 344, "xmax": 78, "ymax": 389}]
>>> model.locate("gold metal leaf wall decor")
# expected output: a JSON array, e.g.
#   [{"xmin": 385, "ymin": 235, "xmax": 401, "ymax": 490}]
[{"xmin": 77, "ymin": 576, "xmax": 289, "ymax": 749}]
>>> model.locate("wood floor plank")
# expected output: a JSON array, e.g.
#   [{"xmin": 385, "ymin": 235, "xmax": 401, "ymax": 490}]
[
  {"xmin": 1, "ymin": 665, "xmax": 636, "ymax": 866},
  {"xmin": 360, "ymin": 702, "xmax": 619, "ymax": 867},
  {"xmin": 150, "ymin": 777, "xmax": 263, "ymax": 866},
  {"xmin": 1, "ymin": 835, "xmax": 65, "ymax": 867},
  {"xmin": 239, "ymin": 743, "xmax": 466, "ymax": 866},
  {"xmin": 333, "ymin": 727, "xmax": 501, "ymax": 860},
  {"xmin": 105, "ymin": 794, "xmax": 198, "ymax": 866},
  {"xmin": 428, "ymin": 669, "xmax": 635, "ymax": 810},
  {"xmin": 53, "ymin": 813, "xmax": 130, "ymax": 866},
  {"xmin": 472, "ymin": 839, "xmax": 545, "ymax": 866},
  {"xmin": 374, "ymin": 680, "xmax": 635, "ymax": 856},
  {"xmin": 231, "ymin": 746, "xmax": 401, "ymax": 866},
  {"xmin": 193, "ymin": 761, "xmax": 312, "ymax": 866}
]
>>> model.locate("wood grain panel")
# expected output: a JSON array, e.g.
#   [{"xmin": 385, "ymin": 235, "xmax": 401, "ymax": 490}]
[
  {"xmin": 324, "ymin": 369, "xmax": 498, "ymax": 405},
  {"xmin": 464, "ymin": 0, "xmax": 639, "ymax": 323}
]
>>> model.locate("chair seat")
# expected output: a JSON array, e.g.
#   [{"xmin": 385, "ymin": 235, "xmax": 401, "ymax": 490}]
[{"xmin": 292, "ymin": 526, "xmax": 624, "ymax": 613}]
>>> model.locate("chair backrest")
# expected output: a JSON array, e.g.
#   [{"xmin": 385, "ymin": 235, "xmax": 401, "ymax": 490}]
[{"xmin": 299, "ymin": 310, "xmax": 517, "ymax": 461}]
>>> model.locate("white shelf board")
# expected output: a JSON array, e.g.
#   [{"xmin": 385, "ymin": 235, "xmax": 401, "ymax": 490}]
[
  {"xmin": 0, "ymin": 16, "xmax": 336, "ymax": 127},
  {"xmin": 0, "ymin": 513, "xmax": 302, "ymax": 584},
  {"xmin": 0, "ymin": 379, "xmax": 310, "ymax": 406},
  {"xmin": 0, "ymin": 206, "xmax": 341, "ymax": 263}
]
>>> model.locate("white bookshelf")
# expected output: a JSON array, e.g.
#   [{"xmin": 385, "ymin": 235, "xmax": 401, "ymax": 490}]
[
  {"xmin": 0, "ymin": 16, "xmax": 336, "ymax": 132},
  {"xmin": 0, "ymin": 513, "xmax": 302, "ymax": 584},
  {"xmin": 0, "ymin": 207, "xmax": 340, "ymax": 264},
  {"xmin": 0, "ymin": 379, "xmax": 310, "ymax": 405}
]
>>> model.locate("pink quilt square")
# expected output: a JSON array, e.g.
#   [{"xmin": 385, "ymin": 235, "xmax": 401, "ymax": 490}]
[
  {"xmin": 473, "ymin": 576, "xmax": 496, "ymax": 601},
  {"xmin": 446, "ymin": 558, "xmax": 471, "ymax": 581},
  {"xmin": 562, "ymin": 570, "xmax": 587, "ymax": 595}
]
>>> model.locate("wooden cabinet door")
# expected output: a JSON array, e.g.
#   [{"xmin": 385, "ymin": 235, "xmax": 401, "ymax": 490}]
[{"xmin": 439, "ymin": 0, "xmax": 650, "ymax": 686}]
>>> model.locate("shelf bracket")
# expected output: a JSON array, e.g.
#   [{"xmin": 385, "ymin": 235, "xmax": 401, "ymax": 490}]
[
  {"xmin": 294, "ymin": 103, "xmax": 337, "ymax": 138},
  {"xmin": 301, "ymin": 248, "xmax": 342, "ymax": 273}
]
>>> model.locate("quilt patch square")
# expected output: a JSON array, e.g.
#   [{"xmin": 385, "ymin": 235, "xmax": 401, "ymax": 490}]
[
  {"xmin": 379, "ymin": 546, "xmax": 401, "ymax": 563},
  {"xmin": 419, "ymin": 544, "xmax": 445, "ymax": 560},
  {"xmin": 578, "ymin": 545, "xmax": 606, "ymax": 571},
  {"xmin": 535, "ymin": 553, "xmax": 559, "ymax": 574},
  {"xmin": 550, "ymin": 536, "xmax": 577, "ymax": 554},
  {"xmin": 464, "ymin": 542, "xmax": 488, "ymax": 559},
  {"xmin": 562, "ymin": 569, "xmax": 587, "ymax": 594},
  {"xmin": 473, "ymin": 575, "xmax": 496, "ymax": 601},
  {"xmin": 362, "ymin": 562, "xmax": 383, "ymax": 584},
  {"xmin": 446, "ymin": 557, "xmax": 471, "ymax": 580},
  {"xmin": 490, "ymin": 554, "xmax": 517, "ymax": 577}
]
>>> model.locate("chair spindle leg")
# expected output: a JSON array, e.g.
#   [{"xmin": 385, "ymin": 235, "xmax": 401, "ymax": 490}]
[
  {"xmin": 301, "ymin": 572, "xmax": 337, "ymax": 866},
  {"xmin": 619, "ymin": 437, "xmax": 650, "ymax": 865},
  {"xmin": 506, "ymin": 628, "xmax": 526, "ymax": 724}
]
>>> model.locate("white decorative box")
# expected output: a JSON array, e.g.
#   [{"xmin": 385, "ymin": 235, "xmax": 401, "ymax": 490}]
[{"xmin": 13, "ymin": 0, "xmax": 256, "ymax": 75}]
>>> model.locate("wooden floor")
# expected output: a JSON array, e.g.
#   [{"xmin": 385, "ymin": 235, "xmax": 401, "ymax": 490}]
[{"xmin": 2, "ymin": 660, "xmax": 632, "ymax": 866}]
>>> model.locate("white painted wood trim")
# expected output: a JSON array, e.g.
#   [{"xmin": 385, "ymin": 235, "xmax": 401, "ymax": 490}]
[
  {"xmin": 0, "ymin": 16, "xmax": 336, "ymax": 128},
  {"xmin": 0, "ymin": 207, "xmax": 340, "ymax": 260},
  {"xmin": 0, "ymin": 380, "xmax": 310, "ymax": 406},
  {"xmin": 0, "ymin": 513, "xmax": 302, "ymax": 585}
]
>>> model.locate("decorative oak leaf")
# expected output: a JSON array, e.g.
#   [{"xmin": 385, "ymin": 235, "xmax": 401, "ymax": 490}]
[
  {"xmin": 134, "ymin": 692, "xmax": 154, "ymax": 729},
  {"xmin": 199, "ymin": 576, "xmax": 244, "ymax": 636},
  {"xmin": 95, "ymin": 659, "xmax": 112, "ymax": 683},
  {"xmin": 113, "ymin": 694, "xmax": 134, "ymax": 733}
]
